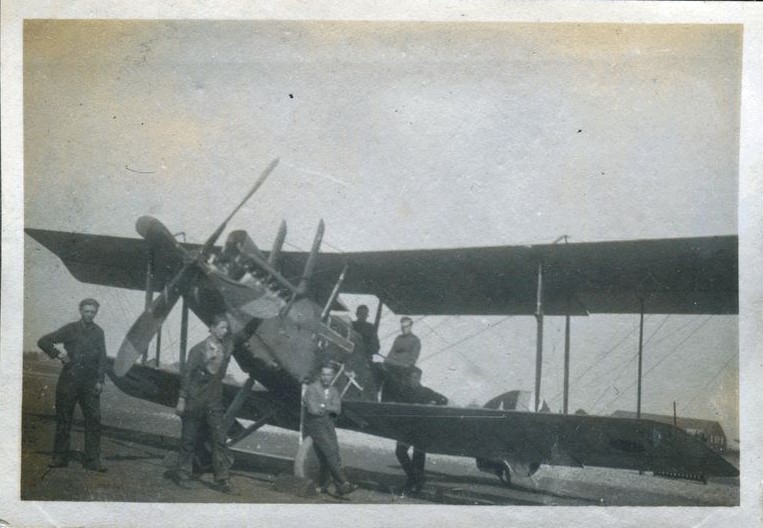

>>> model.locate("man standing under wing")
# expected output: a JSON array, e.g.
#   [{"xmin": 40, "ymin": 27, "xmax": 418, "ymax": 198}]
[
  {"xmin": 303, "ymin": 364, "xmax": 357, "ymax": 497},
  {"xmin": 382, "ymin": 317, "xmax": 435, "ymax": 494},
  {"xmin": 394, "ymin": 367, "xmax": 448, "ymax": 494},
  {"xmin": 38, "ymin": 298, "xmax": 108, "ymax": 472},
  {"xmin": 174, "ymin": 314, "xmax": 234, "ymax": 493}
]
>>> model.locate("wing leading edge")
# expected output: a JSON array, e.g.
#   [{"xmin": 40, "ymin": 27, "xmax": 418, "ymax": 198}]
[
  {"xmin": 278, "ymin": 235, "xmax": 738, "ymax": 315},
  {"xmin": 26, "ymin": 228, "xmax": 737, "ymax": 315}
]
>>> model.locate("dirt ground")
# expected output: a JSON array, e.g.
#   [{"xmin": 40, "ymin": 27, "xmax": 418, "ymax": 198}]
[{"xmin": 20, "ymin": 358, "xmax": 424, "ymax": 504}]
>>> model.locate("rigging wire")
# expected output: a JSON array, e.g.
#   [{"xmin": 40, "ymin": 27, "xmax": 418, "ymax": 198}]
[
  {"xmin": 563, "ymin": 314, "xmax": 675, "ymax": 407},
  {"xmin": 595, "ymin": 315, "xmax": 714, "ymax": 413},
  {"xmin": 418, "ymin": 315, "xmax": 506, "ymax": 388},
  {"xmin": 418, "ymin": 316, "xmax": 513, "ymax": 364},
  {"xmin": 546, "ymin": 315, "xmax": 648, "ymax": 405},
  {"xmin": 681, "ymin": 351, "xmax": 737, "ymax": 414},
  {"xmin": 584, "ymin": 314, "xmax": 674, "ymax": 410}
]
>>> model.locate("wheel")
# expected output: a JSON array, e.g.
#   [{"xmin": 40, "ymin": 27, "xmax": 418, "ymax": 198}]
[{"xmin": 498, "ymin": 461, "xmax": 512, "ymax": 487}]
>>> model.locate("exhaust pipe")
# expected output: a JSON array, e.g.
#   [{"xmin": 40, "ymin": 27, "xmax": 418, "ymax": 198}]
[
  {"xmin": 269, "ymin": 219, "xmax": 287, "ymax": 268},
  {"xmin": 298, "ymin": 219, "xmax": 325, "ymax": 294}
]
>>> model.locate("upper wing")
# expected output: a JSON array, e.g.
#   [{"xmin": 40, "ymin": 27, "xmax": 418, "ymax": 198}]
[
  {"xmin": 26, "ymin": 228, "xmax": 737, "ymax": 315},
  {"xmin": 26, "ymin": 228, "xmax": 197, "ymax": 292},
  {"xmin": 278, "ymin": 235, "xmax": 738, "ymax": 315},
  {"xmin": 340, "ymin": 401, "xmax": 738, "ymax": 478}
]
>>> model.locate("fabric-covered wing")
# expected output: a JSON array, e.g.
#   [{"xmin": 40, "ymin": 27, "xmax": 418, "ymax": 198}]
[
  {"xmin": 26, "ymin": 228, "xmax": 200, "ymax": 292},
  {"xmin": 279, "ymin": 235, "xmax": 738, "ymax": 315},
  {"xmin": 340, "ymin": 401, "xmax": 738, "ymax": 477},
  {"xmin": 26, "ymin": 228, "xmax": 737, "ymax": 315}
]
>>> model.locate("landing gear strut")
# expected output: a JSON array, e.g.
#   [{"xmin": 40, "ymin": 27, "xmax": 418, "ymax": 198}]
[{"xmin": 476, "ymin": 458, "xmax": 540, "ymax": 488}]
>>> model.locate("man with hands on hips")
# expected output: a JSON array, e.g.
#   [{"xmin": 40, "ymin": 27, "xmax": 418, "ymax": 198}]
[{"xmin": 37, "ymin": 298, "xmax": 108, "ymax": 472}]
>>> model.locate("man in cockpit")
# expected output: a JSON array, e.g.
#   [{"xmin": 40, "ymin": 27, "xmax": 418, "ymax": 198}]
[
  {"xmin": 351, "ymin": 305, "xmax": 380, "ymax": 363},
  {"xmin": 381, "ymin": 317, "xmax": 421, "ymax": 402},
  {"xmin": 385, "ymin": 317, "xmax": 420, "ymax": 368}
]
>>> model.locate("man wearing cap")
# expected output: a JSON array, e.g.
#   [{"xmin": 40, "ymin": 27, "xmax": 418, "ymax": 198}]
[
  {"xmin": 382, "ymin": 317, "xmax": 421, "ymax": 401},
  {"xmin": 38, "ymin": 298, "xmax": 108, "ymax": 471},
  {"xmin": 174, "ymin": 314, "xmax": 235, "ymax": 493},
  {"xmin": 351, "ymin": 305, "xmax": 380, "ymax": 363},
  {"xmin": 385, "ymin": 317, "xmax": 420, "ymax": 369}
]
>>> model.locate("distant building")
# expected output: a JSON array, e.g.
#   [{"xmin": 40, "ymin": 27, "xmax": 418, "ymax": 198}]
[{"xmin": 610, "ymin": 410, "xmax": 728, "ymax": 453}]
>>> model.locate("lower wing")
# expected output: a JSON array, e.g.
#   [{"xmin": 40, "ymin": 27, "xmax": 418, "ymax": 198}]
[{"xmin": 340, "ymin": 401, "xmax": 738, "ymax": 478}]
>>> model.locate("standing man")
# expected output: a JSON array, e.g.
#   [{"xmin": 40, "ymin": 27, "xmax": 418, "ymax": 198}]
[
  {"xmin": 303, "ymin": 365, "xmax": 357, "ymax": 496},
  {"xmin": 393, "ymin": 368, "xmax": 448, "ymax": 494},
  {"xmin": 38, "ymin": 298, "xmax": 108, "ymax": 471},
  {"xmin": 351, "ymin": 305, "xmax": 380, "ymax": 362},
  {"xmin": 174, "ymin": 314, "xmax": 234, "ymax": 493}
]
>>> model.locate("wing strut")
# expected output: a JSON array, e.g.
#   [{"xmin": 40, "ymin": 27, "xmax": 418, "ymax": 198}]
[
  {"xmin": 563, "ymin": 294, "xmax": 571, "ymax": 414},
  {"xmin": 534, "ymin": 261, "xmax": 544, "ymax": 412},
  {"xmin": 227, "ymin": 408, "xmax": 279, "ymax": 447},
  {"xmin": 142, "ymin": 249, "xmax": 154, "ymax": 365},
  {"xmin": 179, "ymin": 298, "xmax": 189, "ymax": 370},
  {"xmin": 373, "ymin": 299, "xmax": 383, "ymax": 331},
  {"xmin": 636, "ymin": 298, "xmax": 645, "ymax": 419}
]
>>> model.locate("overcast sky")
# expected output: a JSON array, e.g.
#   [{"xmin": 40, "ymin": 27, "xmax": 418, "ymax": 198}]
[{"xmin": 23, "ymin": 21, "xmax": 740, "ymax": 436}]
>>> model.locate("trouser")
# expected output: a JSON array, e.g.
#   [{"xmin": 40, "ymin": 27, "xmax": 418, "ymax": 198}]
[
  {"xmin": 53, "ymin": 372, "xmax": 101, "ymax": 464},
  {"xmin": 304, "ymin": 415, "xmax": 347, "ymax": 487},
  {"xmin": 395, "ymin": 442, "xmax": 426, "ymax": 486},
  {"xmin": 177, "ymin": 404, "xmax": 229, "ymax": 481}
]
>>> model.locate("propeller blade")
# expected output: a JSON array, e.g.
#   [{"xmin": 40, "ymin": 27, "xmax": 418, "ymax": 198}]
[
  {"xmin": 201, "ymin": 158, "xmax": 279, "ymax": 254},
  {"xmin": 114, "ymin": 262, "xmax": 198, "ymax": 377},
  {"xmin": 115, "ymin": 160, "xmax": 279, "ymax": 376},
  {"xmin": 114, "ymin": 306, "xmax": 172, "ymax": 377}
]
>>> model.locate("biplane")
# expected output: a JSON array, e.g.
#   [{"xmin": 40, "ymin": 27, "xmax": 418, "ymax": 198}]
[{"xmin": 25, "ymin": 160, "xmax": 739, "ymax": 488}]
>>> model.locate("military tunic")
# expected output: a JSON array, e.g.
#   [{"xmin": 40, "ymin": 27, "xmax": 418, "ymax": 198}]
[
  {"xmin": 38, "ymin": 321, "xmax": 107, "ymax": 465},
  {"xmin": 302, "ymin": 379, "xmax": 349, "ymax": 488},
  {"xmin": 176, "ymin": 335, "xmax": 233, "ymax": 481},
  {"xmin": 351, "ymin": 320, "xmax": 380, "ymax": 361}
]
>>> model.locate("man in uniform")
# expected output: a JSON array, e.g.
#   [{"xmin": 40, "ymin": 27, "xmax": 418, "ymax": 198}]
[
  {"xmin": 303, "ymin": 364, "xmax": 357, "ymax": 496},
  {"xmin": 381, "ymin": 318, "xmax": 447, "ymax": 493},
  {"xmin": 174, "ymin": 314, "xmax": 234, "ymax": 493},
  {"xmin": 385, "ymin": 316, "xmax": 420, "ymax": 368},
  {"xmin": 351, "ymin": 305, "xmax": 380, "ymax": 362},
  {"xmin": 382, "ymin": 316, "xmax": 421, "ymax": 401},
  {"xmin": 38, "ymin": 298, "xmax": 108, "ymax": 471}
]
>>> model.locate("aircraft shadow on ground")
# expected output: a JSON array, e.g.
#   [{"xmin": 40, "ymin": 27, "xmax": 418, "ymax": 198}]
[
  {"xmin": 421, "ymin": 468, "xmax": 601, "ymax": 505},
  {"xmin": 22, "ymin": 412, "xmax": 641, "ymax": 505}
]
